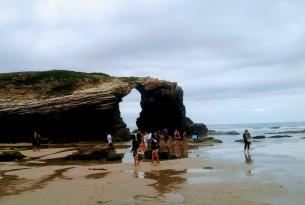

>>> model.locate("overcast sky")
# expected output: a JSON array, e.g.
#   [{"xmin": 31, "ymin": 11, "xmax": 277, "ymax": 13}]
[{"xmin": 1, "ymin": 0, "xmax": 305, "ymax": 127}]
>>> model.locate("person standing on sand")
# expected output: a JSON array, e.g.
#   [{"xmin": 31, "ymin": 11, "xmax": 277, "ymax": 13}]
[
  {"xmin": 131, "ymin": 134, "xmax": 140, "ymax": 166},
  {"xmin": 163, "ymin": 128, "xmax": 169, "ymax": 143},
  {"xmin": 174, "ymin": 129, "xmax": 180, "ymax": 141},
  {"xmin": 107, "ymin": 133, "xmax": 112, "ymax": 147},
  {"xmin": 151, "ymin": 134, "xmax": 160, "ymax": 163},
  {"xmin": 32, "ymin": 131, "xmax": 40, "ymax": 152},
  {"xmin": 139, "ymin": 135, "xmax": 147, "ymax": 161},
  {"xmin": 147, "ymin": 132, "xmax": 152, "ymax": 150},
  {"xmin": 243, "ymin": 129, "xmax": 252, "ymax": 155}
]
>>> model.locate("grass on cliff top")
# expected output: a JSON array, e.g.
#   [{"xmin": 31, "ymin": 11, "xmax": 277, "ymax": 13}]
[
  {"xmin": 120, "ymin": 76, "xmax": 140, "ymax": 84},
  {"xmin": 0, "ymin": 70, "xmax": 110, "ymax": 96}
]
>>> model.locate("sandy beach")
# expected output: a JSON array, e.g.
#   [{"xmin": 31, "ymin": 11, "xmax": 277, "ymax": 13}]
[{"xmin": 0, "ymin": 143, "xmax": 297, "ymax": 205}]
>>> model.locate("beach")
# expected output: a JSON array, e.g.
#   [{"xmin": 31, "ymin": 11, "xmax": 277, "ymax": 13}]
[
  {"xmin": 1, "ymin": 122, "xmax": 305, "ymax": 205},
  {"xmin": 0, "ymin": 149, "xmax": 279, "ymax": 205}
]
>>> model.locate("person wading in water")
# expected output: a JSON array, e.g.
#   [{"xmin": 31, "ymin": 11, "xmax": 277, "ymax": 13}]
[{"xmin": 243, "ymin": 129, "xmax": 252, "ymax": 158}]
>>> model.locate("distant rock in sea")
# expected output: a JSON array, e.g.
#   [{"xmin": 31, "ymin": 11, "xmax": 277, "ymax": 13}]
[
  {"xmin": 268, "ymin": 135, "xmax": 293, "ymax": 138},
  {"xmin": 270, "ymin": 126, "xmax": 280, "ymax": 129},
  {"xmin": 208, "ymin": 130, "xmax": 240, "ymax": 135},
  {"xmin": 235, "ymin": 139, "xmax": 260, "ymax": 143},
  {"xmin": 252, "ymin": 135, "xmax": 266, "ymax": 139},
  {"xmin": 234, "ymin": 135, "xmax": 266, "ymax": 143},
  {"xmin": 265, "ymin": 129, "xmax": 305, "ymax": 135}
]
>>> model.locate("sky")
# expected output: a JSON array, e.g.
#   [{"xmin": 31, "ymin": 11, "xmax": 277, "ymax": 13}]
[{"xmin": 1, "ymin": 0, "xmax": 305, "ymax": 127}]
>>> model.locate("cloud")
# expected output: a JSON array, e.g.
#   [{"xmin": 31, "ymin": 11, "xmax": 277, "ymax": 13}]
[{"xmin": 0, "ymin": 0, "xmax": 305, "ymax": 124}]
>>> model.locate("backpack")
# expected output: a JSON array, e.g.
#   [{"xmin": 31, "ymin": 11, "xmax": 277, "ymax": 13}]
[
  {"xmin": 151, "ymin": 138, "xmax": 160, "ymax": 149},
  {"xmin": 132, "ymin": 139, "xmax": 139, "ymax": 150}
]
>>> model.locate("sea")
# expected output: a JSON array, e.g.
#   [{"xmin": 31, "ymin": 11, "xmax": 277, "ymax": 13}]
[{"xmin": 189, "ymin": 121, "xmax": 305, "ymax": 205}]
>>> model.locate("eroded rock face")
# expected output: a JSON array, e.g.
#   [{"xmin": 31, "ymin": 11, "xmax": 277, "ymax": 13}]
[{"xmin": 0, "ymin": 71, "xmax": 207, "ymax": 143}]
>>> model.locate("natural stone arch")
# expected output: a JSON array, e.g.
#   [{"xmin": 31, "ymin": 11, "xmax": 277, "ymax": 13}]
[{"xmin": 0, "ymin": 71, "xmax": 207, "ymax": 143}]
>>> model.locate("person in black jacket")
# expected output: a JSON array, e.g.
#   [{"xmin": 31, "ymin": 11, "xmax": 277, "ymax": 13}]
[
  {"xmin": 243, "ymin": 129, "xmax": 252, "ymax": 155},
  {"xmin": 131, "ymin": 134, "xmax": 139, "ymax": 166}
]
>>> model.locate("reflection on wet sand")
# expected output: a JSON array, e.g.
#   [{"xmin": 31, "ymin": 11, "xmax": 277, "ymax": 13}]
[
  {"xmin": 244, "ymin": 153, "xmax": 253, "ymax": 176},
  {"xmin": 144, "ymin": 169, "xmax": 186, "ymax": 194},
  {"xmin": 0, "ymin": 167, "xmax": 74, "ymax": 197}
]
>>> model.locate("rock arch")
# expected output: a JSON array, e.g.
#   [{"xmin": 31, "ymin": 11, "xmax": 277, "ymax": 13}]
[{"xmin": 0, "ymin": 71, "xmax": 207, "ymax": 143}]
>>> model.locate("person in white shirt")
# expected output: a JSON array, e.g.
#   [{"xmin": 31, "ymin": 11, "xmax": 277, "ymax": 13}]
[
  {"xmin": 147, "ymin": 132, "xmax": 152, "ymax": 150},
  {"xmin": 107, "ymin": 133, "xmax": 112, "ymax": 147},
  {"xmin": 143, "ymin": 132, "xmax": 149, "ymax": 148}
]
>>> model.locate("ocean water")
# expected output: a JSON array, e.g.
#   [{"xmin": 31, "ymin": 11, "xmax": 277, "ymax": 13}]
[{"xmin": 191, "ymin": 121, "xmax": 305, "ymax": 205}]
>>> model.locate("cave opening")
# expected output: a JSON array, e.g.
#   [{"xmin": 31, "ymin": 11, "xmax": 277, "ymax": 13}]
[{"xmin": 119, "ymin": 88, "xmax": 142, "ymax": 132}]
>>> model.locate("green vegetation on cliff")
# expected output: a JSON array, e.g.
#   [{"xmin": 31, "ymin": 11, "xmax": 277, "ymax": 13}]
[
  {"xmin": 0, "ymin": 70, "xmax": 110, "ymax": 96},
  {"xmin": 120, "ymin": 76, "xmax": 140, "ymax": 84}
]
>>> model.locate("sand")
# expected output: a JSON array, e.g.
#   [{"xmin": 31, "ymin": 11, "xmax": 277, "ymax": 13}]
[{"xmin": 0, "ymin": 146, "xmax": 292, "ymax": 205}]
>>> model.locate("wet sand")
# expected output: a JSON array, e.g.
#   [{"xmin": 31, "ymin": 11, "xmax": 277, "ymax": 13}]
[{"xmin": 0, "ymin": 146, "xmax": 291, "ymax": 205}]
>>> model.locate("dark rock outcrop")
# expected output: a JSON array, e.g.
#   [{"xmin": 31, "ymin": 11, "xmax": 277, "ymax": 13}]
[
  {"xmin": 0, "ymin": 70, "xmax": 207, "ymax": 143},
  {"xmin": 144, "ymin": 140, "xmax": 188, "ymax": 160},
  {"xmin": 65, "ymin": 145, "xmax": 117, "ymax": 160},
  {"xmin": 0, "ymin": 151, "xmax": 26, "ymax": 161}
]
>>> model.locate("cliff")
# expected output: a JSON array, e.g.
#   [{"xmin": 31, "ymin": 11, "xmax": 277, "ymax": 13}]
[{"xmin": 0, "ymin": 70, "xmax": 207, "ymax": 143}]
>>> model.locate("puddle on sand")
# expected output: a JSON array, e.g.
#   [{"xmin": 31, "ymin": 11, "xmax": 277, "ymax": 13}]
[
  {"xmin": 163, "ymin": 192, "xmax": 184, "ymax": 203},
  {"xmin": 0, "ymin": 167, "xmax": 74, "ymax": 197},
  {"xmin": 123, "ymin": 169, "xmax": 145, "ymax": 179},
  {"xmin": 144, "ymin": 169, "xmax": 186, "ymax": 194},
  {"xmin": 186, "ymin": 168, "xmax": 220, "ymax": 174},
  {"xmin": 122, "ymin": 153, "xmax": 133, "ymax": 164},
  {"xmin": 186, "ymin": 167, "xmax": 224, "ymax": 185}
]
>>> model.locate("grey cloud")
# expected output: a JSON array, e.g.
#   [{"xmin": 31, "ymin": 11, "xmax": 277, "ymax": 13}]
[{"xmin": 1, "ymin": 0, "xmax": 305, "ymax": 124}]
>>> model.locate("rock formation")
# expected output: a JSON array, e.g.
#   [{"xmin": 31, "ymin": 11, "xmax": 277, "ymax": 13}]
[
  {"xmin": 0, "ymin": 70, "xmax": 207, "ymax": 143},
  {"xmin": 208, "ymin": 130, "xmax": 240, "ymax": 135}
]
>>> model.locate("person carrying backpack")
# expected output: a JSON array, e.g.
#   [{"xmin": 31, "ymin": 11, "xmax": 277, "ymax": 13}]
[{"xmin": 243, "ymin": 129, "xmax": 252, "ymax": 156}]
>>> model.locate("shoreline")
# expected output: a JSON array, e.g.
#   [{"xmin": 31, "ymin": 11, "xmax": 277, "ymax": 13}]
[{"xmin": 0, "ymin": 143, "xmax": 296, "ymax": 205}]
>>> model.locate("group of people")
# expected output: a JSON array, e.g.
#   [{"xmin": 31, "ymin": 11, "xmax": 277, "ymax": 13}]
[
  {"xmin": 131, "ymin": 131, "xmax": 160, "ymax": 165},
  {"xmin": 130, "ymin": 128, "xmax": 187, "ymax": 165}
]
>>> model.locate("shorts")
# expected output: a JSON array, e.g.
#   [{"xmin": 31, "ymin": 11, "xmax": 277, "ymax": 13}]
[{"xmin": 152, "ymin": 149, "xmax": 159, "ymax": 154}]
